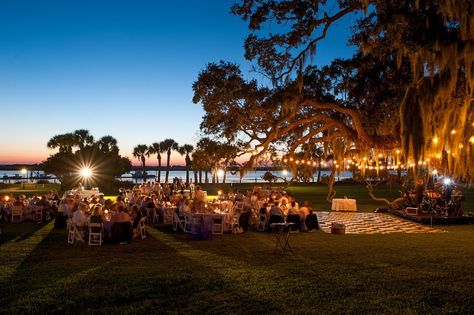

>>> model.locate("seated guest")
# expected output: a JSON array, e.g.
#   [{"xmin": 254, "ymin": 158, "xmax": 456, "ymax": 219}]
[
  {"xmin": 111, "ymin": 204, "xmax": 132, "ymax": 244},
  {"xmin": 111, "ymin": 204, "xmax": 131, "ymax": 223},
  {"xmin": 239, "ymin": 205, "xmax": 251, "ymax": 231},
  {"xmin": 89, "ymin": 204, "xmax": 104, "ymax": 225},
  {"xmin": 179, "ymin": 199, "xmax": 192, "ymax": 217},
  {"xmin": 234, "ymin": 190, "xmax": 244, "ymax": 202},
  {"xmin": 305, "ymin": 206, "xmax": 319, "ymax": 232},
  {"xmin": 36, "ymin": 195, "xmax": 52, "ymax": 220},
  {"xmin": 72, "ymin": 202, "xmax": 89, "ymax": 228},
  {"xmin": 268, "ymin": 201, "xmax": 284, "ymax": 225},
  {"xmin": 286, "ymin": 201, "xmax": 302, "ymax": 231},
  {"xmin": 193, "ymin": 186, "xmax": 206, "ymax": 212},
  {"xmin": 299, "ymin": 201, "xmax": 311, "ymax": 222},
  {"xmin": 72, "ymin": 202, "xmax": 89, "ymax": 239},
  {"xmin": 129, "ymin": 204, "xmax": 142, "ymax": 229},
  {"xmin": 88, "ymin": 204, "xmax": 104, "ymax": 238},
  {"xmin": 451, "ymin": 185, "xmax": 463, "ymax": 202}
]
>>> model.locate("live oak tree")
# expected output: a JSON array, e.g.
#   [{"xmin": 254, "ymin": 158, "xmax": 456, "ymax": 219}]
[
  {"xmin": 194, "ymin": 0, "xmax": 474, "ymax": 200},
  {"xmin": 231, "ymin": 0, "xmax": 474, "ymax": 181}
]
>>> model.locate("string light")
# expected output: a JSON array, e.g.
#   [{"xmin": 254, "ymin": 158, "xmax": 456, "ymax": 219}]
[
  {"xmin": 451, "ymin": 129, "xmax": 456, "ymax": 135},
  {"xmin": 432, "ymin": 137, "xmax": 439, "ymax": 145}
]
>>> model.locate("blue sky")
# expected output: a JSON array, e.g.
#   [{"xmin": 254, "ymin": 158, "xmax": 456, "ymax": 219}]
[{"xmin": 0, "ymin": 0, "xmax": 357, "ymax": 165}]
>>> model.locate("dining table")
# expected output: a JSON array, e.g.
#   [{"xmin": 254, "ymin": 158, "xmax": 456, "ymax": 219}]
[{"xmin": 331, "ymin": 198, "xmax": 357, "ymax": 212}]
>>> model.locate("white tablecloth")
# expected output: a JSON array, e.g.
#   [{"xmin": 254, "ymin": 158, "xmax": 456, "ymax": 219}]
[{"xmin": 331, "ymin": 199, "xmax": 357, "ymax": 212}]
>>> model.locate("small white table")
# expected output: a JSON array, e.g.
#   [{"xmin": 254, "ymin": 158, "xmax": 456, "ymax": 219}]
[{"xmin": 331, "ymin": 198, "xmax": 357, "ymax": 212}]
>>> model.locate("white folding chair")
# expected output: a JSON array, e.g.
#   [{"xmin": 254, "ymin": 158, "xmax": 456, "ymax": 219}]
[
  {"xmin": 67, "ymin": 223, "xmax": 84, "ymax": 244},
  {"xmin": 138, "ymin": 217, "xmax": 146, "ymax": 239},
  {"xmin": 88, "ymin": 223, "xmax": 103, "ymax": 245},
  {"xmin": 211, "ymin": 214, "xmax": 224, "ymax": 235},
  {"xmin": 233, "ymin": 202, "xmax": 244, "ymax": 214},
  {"xmin": 173, "ymin": 212, "xmax": 185, "ymax": 232},
  {"xmin": 67, "ymin": 223, "xmax": 75, "ymax": 244},
  {"xmin": 11, "ymin": 206, "xmax": 23, "ymax": 223},
  {"xmin": 184, "ymin": 213, "xmax": 192, "ymax": 233}
]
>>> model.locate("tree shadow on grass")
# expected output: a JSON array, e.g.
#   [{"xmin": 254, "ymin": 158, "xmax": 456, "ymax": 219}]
[
  {"xmin": 0, "ymin": 221, "xmax": 51, "ymax": 245},
  {"xmin": 0, "ymin": 225, "xmax": 281, "ymax": 314}
]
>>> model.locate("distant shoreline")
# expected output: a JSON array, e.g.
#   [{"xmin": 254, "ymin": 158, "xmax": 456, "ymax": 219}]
[{"xmin": 0, "ymin": 164, "xmax": 288, "ymax": 172}]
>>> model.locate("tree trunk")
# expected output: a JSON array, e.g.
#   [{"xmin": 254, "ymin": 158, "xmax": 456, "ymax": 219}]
[
  {"xmin": 141, "ymin": 159, "xmax": 146, "ymax": 183},
  {"xmin": 326, "ymin": 169, "xmax": 336, "ymax": 203},
  {"xmin": 223, "ymin": 167, "xmax": 227, "ymax": 184},
  {"xmin": 205, "ymin": 171, "xmax": 209, "ymax": 183},
  {"xmin": 165, "ymin": 151, "xmax": 171, "ymax": 183},
  {"xmin": 185, "ymin": 163, "xmax": 190, "ymax": 185},
  {"xmin": 318, "ymin": 160, "xmax": 321, "ymax": 184},
  {"xmin": 157, "ymin": 156, "xmax": 162, "ymax": 183},
  {"xmin": 194, "ymin": 169, "xmax": 198, "ymax": 184},
  {"xmin": 199, "ymin": 170, "xmax": 202, "ymax": 184}
]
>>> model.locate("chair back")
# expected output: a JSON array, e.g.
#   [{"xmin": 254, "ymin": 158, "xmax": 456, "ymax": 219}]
[
  {"xmin": 11, "ymin": 206, "xmax": 24, "ymax": 223},
  {"xmin": 88, "ymin": 223, "xmax": 103, "ymax": 245}
]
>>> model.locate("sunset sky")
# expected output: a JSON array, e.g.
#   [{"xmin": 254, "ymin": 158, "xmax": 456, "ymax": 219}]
[{"xmin": 0, "ymin": 0, "xmax": 357, "ymax": 165}]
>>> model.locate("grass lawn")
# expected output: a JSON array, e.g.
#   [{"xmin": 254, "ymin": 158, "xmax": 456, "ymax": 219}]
[{"xmin": 1, "ymin": 184, "xmax": 473, "ymax": 314}]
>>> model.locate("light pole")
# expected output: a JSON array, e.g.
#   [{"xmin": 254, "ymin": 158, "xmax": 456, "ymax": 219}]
[{"xmin": 21, "ymin": 168, "xmax": 27, "ymax": 188}]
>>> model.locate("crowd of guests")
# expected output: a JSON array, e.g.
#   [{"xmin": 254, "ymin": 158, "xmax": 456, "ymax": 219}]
[
  {"xmin": 1, "ymin": 181, "xmax": 321, "ymax": 240},
  {"xmin": 0, "ymin": 191, "xmax": 60, "ymax": 222},
  {"xmin": 210, "ymin": 188, "xmax": 320, "ymax": 232}
]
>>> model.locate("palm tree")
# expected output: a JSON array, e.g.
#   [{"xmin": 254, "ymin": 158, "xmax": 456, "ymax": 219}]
[
  {"xmin": 133, "ymin": 144, "xmax": 148, "ymax": 182},
  {"xmin": 47, "ymin": 133, "xmax": 77, "ymax": 153},
  {"xmin": 97, "ymin": 135, "xmax": 118, "ymax": 154},
  {"xmin": 178, "ymin": 144, "xmax": 194, "ymax": 185},
  {"xmin": 73, "ymin": 129, "xmax": 94, "ymax": 149},
  {"xmin": 160, "ymin": 139, "xmax": 178, "ymax": 183},
  {"xmin": 147, "ymin": 142, "xmax": 162, "ymax": 183}
]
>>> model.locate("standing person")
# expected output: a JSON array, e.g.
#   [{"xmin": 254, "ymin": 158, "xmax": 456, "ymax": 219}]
[
  {"xmin": 193, "ymin": 185, "xmax": 205, "ymax": 212},
  {"xmin": 414, "ymin": 178, "xmax": 425, "ymax": 206}
]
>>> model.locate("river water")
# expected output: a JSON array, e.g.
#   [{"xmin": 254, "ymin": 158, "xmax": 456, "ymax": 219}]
[{"xmin": 0, "ymin": 169, "xmax": 353, "ymax": 184}]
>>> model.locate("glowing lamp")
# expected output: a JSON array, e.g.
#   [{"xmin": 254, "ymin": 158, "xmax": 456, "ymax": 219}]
[
  {"xmin": 443, "ymin": 178, "xmax": 451, "ymax": 185},
  {"xmin": 80, "ymin": 168, "xmax": 92, "ymax": 178},
  {"xmin": 5, "ymin": 195, "xmax": 9, "ymax": 202},
  {"xmin": 432, "ymin": 169, "xmax": 438, "ymax": 175},
  {"xmin": 282, "ymin": 170, "xmax": 288, "ymax": 176},
  {"xmin": 450, "ymin": 129, "xmax": 456, "ymax": 135},
  {"xmin": 432, "ymin": 137, "xmax": 439, "ymax": 145},
  {"xmin": 470, "ymin": 136, "xmax": 474, "ymax": 144},
  {"xmin": 217, "ymin": 169, "xmax": 224, "ymax": 177},
  {"xmin": 21, "ymin": 168, "xmax": 27, "ymax": 175}
]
